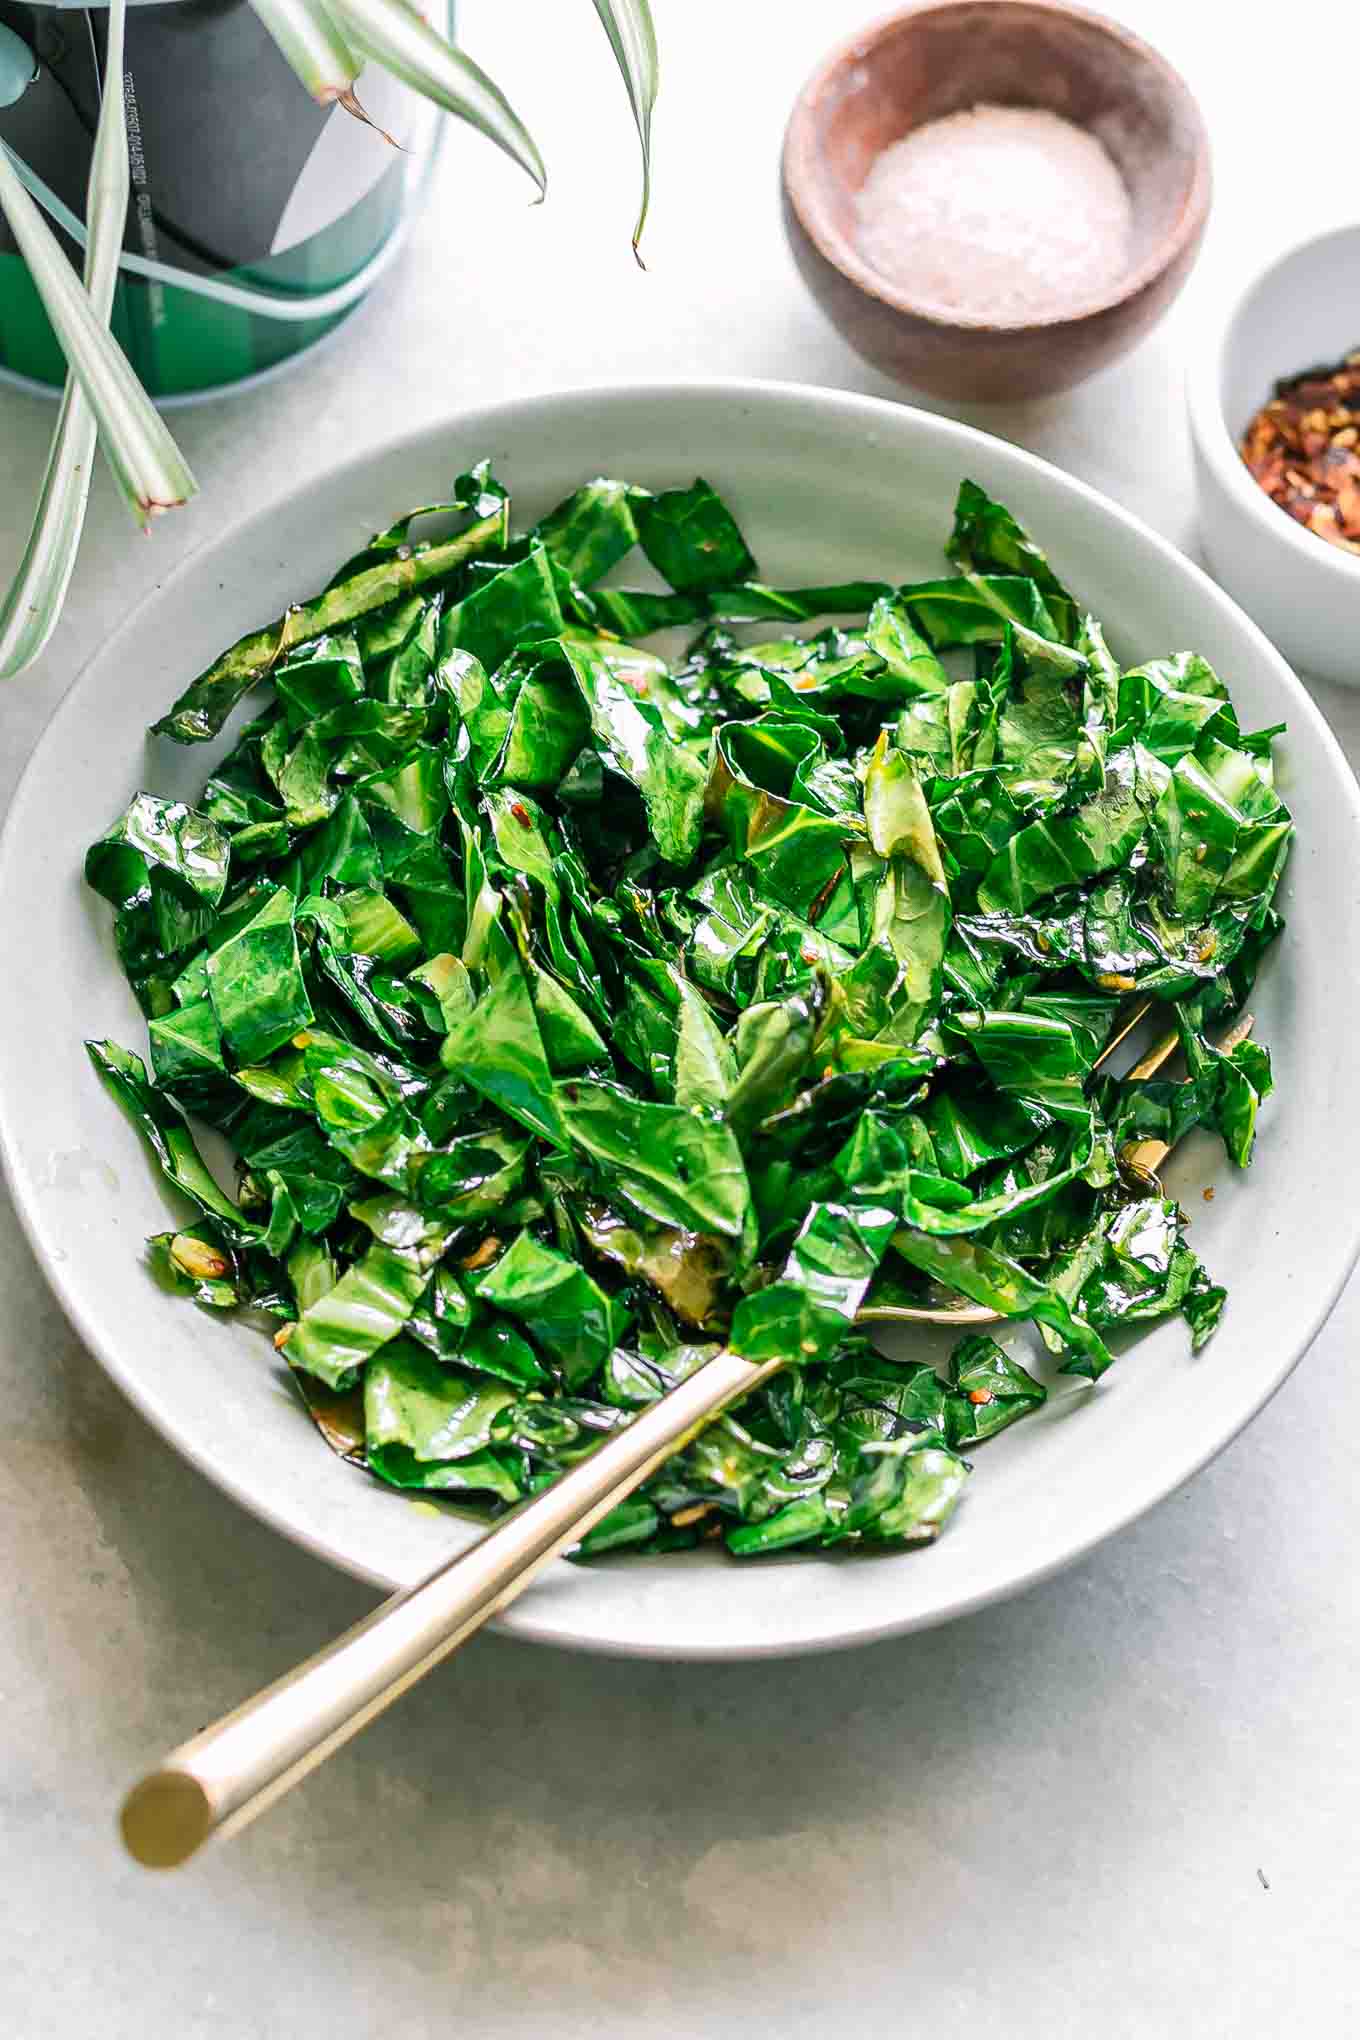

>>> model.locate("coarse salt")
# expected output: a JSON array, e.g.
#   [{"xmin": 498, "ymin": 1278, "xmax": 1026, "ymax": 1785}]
[{"xmin": 855, "ymin": 104, "xmax": 1133, "ymax": 323}]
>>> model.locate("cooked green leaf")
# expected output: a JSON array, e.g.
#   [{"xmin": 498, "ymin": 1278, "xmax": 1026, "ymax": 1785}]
[
  {"xmin": 93, "ymin": 463, "xmax": 1287, "ymax": 1559},
  {"xmin": 944, "ymin": 1333, "xmax": 1047, "ymax": 1447},
  {"xmin": 288, "ymin": 1236, "xmax": 440, "ymax": 1390},
  {"xmin": 558, "ymin": 635, "xmax": 708, "ymax": 864},
  {"xmin": 947, "ymin": 479, "xmax": 1078, "ymax": 643},
  {"xmin": 206, "ymin": 885, "xmax": 313, "ymax": 1063},
  {"xmin": 86, "ymin": 793, "xmax": 231, "ymax": 911},
  {"xmin": 559, "ymin": 1081, "xmax": 751, "ymax": 1239},
  {"xmin": 440, "ymin": 953, "xmax": 565, "ymax": 1144},
  {"xmin": 154, "ymin": 506, "xmax": 508, "ymax": 743},
  {"xmin": 475, "ymin": 1231, "xmax": 629, "ymax": 1386},
  {"xmin": 86, "ymin": 1039, "xmax": 260, "ymax": 1244},
  {"xmin": 365, "ymin": 1339, "xmax": 523, "ymax": 1498},
  {"xmin": 634, "ymin": 479, "xmax": 757, "ymax": 593}
]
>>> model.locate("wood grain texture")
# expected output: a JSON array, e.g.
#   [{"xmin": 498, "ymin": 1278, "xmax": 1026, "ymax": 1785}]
[{"xmin": 782, "ymin": 0, "xmax": 1211, "ymax": 399}]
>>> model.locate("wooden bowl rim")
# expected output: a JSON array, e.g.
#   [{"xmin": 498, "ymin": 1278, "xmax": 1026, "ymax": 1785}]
[{"xmin": 782, "ymin": 0, "xmax": 1213, "ymax": 336}]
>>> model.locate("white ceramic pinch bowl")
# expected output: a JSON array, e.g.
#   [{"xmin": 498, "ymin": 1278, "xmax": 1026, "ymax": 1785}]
[{"xmin": 1188, "ymin": 222, "xmax": 1360, "ymax": 687}]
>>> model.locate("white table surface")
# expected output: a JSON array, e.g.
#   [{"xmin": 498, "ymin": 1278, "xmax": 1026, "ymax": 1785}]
[{"xmin": 3, "ymin": 3, "xmax": 1356, "ymax": 2032}]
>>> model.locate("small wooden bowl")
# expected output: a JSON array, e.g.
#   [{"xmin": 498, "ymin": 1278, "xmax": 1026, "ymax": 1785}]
[{"xmin": 782, "ymin": 0, "xmax": 1211, "ymax": 402}]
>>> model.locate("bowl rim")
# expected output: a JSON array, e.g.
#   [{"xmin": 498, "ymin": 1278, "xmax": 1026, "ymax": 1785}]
[
  {"xmin": 4, "ymin": 376, "xmax": 1359, "ymax": 1660},
  {"xmin": 781, "ymin": 0, "xmax": 1212, "ymax": 336},
  {"xmin": 1185, "ymin": 219, "xmax": 1360, "ymax": 587}
]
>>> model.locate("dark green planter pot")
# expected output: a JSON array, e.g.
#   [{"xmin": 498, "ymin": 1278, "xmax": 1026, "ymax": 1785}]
[{"xmin": 0, "ymin": 0, "xmax": 445, "ymax": 400}]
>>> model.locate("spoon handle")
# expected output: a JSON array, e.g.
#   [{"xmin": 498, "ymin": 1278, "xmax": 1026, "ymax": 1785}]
[
  {"xmin": 121, "ymin": 1005, "xmax": 1257, "ymax": 1867},
  {"xmin": 121, "ymin": 1346, "xmax": 777, "ymax": 1869},
  {"xmin": 1119, "ymin": 1009, "xmax": 1255, "ymax": 1179}
]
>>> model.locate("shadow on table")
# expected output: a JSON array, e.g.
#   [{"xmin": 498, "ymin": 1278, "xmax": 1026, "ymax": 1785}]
[{"xmin": 10, "ymin": 1068, "xmax": 1337, "ymax": 2027}]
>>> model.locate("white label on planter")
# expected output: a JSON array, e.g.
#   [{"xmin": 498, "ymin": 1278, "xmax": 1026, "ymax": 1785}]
[{"xmin": 270, "ymin": 72, "xmax": 424, "ymax": 258}]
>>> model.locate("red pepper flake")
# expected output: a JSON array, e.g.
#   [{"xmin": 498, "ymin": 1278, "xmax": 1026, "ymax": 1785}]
[
  {"xmin": 806, "ymin": 868, "xmax": 842, "ymax": 924},
  {"xmin": 967, "ymin": 1387, "xmax": 994, "ymax": 1405},
  {"xmin": 1241, "ymin": 350, "xmax": 1360, "ymax": 555},
  {"xmin": 1203, "ymin": 1186, "xmax": 1215, "ymax": 1202},
  {"xmin": 510, "ymin": 801, "xmax": 532, "ymax": 826}
]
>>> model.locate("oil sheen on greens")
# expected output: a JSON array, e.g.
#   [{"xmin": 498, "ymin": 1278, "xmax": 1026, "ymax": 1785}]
[{"xmin": 84, "ymin": 470, "xmax": 1289, "ymax": 1561}]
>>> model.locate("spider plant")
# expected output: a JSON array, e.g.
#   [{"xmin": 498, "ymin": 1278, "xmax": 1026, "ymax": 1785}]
[
  {"xmin": 0, "ymin": 0, "xmax": 197, "ymax": 677},
  {"xmin": 0, "ymin": 0, "xmax": 658, "ymax": 680}
]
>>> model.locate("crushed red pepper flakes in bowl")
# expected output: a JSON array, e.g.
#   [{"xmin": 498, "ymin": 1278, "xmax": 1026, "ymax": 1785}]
[{"xmin": 1240, "ymin": 349, "xmax": 1360, "ymax": 555}]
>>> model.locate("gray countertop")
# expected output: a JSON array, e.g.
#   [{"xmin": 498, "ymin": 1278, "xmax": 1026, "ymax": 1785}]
[{"xmin": 2, "ymin": 3, "xmax": 1355, "ymax": 2032}]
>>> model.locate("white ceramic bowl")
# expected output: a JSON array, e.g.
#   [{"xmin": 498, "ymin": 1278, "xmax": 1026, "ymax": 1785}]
[
  {"xmin": 4, "ymin": 382, "xmax": 1360, "ymax": 1660},
  {"xmin": 1187, "ymin": 222, "xmax": 1360, "ymax": 688}
]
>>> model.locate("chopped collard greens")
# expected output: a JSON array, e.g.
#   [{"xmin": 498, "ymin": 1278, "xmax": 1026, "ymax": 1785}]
[{"xmin": 85, "ymin": 470, "xmax": 1289, "ymax": 1559}]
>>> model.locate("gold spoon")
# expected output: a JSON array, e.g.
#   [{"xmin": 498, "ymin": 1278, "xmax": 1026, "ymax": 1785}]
[{"xmin": 121, "ymin": 1003, "xmax": 1247, "ymax": 1868}]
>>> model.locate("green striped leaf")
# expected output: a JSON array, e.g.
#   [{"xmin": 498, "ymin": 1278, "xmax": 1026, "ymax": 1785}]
[
  {"xmin": 326, "ymin": 0, "xmax": 545, "ymax": 193},
  {"xmin": 0, "ymin": 1, "xmax": 191, "ymax": 675},
  {"xmin": 0, "ymin": 92, "xmax": 196, "ymax": 534},
  {"xmin": 591, "ymin": 0, "xmax": 659, "ymax": 259}
]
